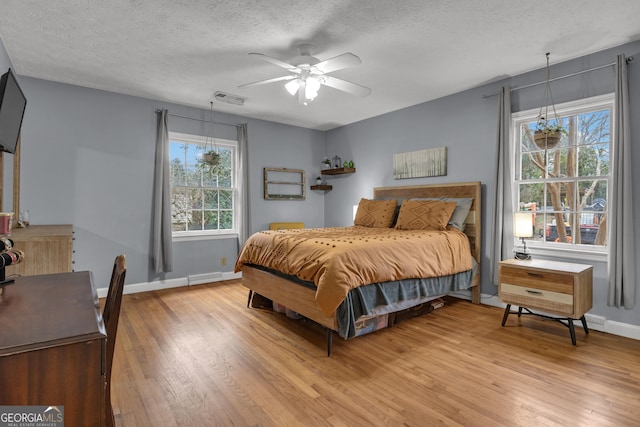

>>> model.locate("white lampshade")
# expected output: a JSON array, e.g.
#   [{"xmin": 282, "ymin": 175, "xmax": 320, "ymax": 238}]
[
  {"xmin": 514, "ymin": 212, "xmax": 534, "ymax": 238},
  {"xmin": 285, "ymin": 79, "xmax": 300, "ymax": 96}
]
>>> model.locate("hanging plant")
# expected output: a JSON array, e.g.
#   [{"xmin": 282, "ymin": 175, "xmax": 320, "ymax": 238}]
[
  {"xmin": 199, "ymin": 101, "xmax": 219, "ymax": 174},
  {"xmin": 534, "ymin": 53, "xmax": 565, "ymax": 150},
  {"xmin": 203, "ymin": 150, "xmax": 220, "ymax": 167},
  {"xmin": 534, "ymin": 117, "xmax": 566, "ymax": 150}
]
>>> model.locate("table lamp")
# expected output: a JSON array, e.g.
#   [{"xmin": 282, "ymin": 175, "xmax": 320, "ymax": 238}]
[{"xmin": 514, "ymin": 211, "xmax": 533, "ymax": 260}]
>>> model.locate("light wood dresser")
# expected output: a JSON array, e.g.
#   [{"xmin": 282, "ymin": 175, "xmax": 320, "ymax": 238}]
[
  {"xmin": 5, "ymin": 224, "xmax": 73, "ymax": 276},
  {"xmin": 498, "ymin": 258, "xmax": 593, "ymax": 345}
]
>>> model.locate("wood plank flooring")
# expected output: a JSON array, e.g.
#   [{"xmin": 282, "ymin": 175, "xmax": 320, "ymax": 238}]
[{"xmin": 111, "ymin": 279, "xmax": 640, "ymax": 426}]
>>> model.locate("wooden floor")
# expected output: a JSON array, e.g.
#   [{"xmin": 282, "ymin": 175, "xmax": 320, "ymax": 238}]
[{"xmin": 111, "ymin": 279, "xmax": 640, "ymax": 427}]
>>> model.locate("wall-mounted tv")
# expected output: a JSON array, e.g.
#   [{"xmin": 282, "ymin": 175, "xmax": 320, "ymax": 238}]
[{"xmin": 0, "ymin": 68, "xmax": 27, "ymax": 154}]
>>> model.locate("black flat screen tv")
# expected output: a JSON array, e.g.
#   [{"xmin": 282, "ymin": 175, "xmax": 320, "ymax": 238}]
[{"xmin": 0, "ymin": 68, "xmax": 27, "ymax": 154}]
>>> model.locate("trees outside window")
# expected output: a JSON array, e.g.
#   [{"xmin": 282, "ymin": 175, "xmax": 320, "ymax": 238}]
[
  {"xmin": 169, "ymin": 132, "xmax": 237, "ymax": 236},
  {"xmin": 513, "ymin": 94, "xmax": 613, "ymax": 249}
]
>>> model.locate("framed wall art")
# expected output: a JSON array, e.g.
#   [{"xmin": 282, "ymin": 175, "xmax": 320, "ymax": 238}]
[{"xmin": 393, "ymin": 147, "xmax": 447, "ymax": 179}]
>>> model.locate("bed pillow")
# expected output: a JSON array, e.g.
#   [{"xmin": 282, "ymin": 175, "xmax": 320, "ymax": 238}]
[
  {"xmin": 394, "ymin": 199, "xmax": 457, "ymax": 231},
  {"xmin": 409, "ymin": 197, "xmax": 473, "ymax": 231},
  {"xmin": 354, "ymin": 198, "xmax": 398, "ymax": 228}
]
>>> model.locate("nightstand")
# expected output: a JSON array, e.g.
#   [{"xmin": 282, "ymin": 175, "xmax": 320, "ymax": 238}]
[{"xmin": 498, "ymin": 258, "xmax": 593, "ymax": 345}]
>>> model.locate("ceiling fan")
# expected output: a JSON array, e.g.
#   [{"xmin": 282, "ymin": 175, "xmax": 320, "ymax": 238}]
[{"xmin": 238, "ymin": 44, "xmax": 371, "ymax": 105}]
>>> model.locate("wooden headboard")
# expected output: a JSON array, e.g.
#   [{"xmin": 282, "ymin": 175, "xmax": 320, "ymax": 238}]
[{"xmin": 373, "ymin": 182, "xmax": 482, "ymax": 303}]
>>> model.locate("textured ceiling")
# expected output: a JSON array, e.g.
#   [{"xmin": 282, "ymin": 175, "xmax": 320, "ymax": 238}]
[{"xmin": 1, "ymin": 0, "xmax": 640, "ymax": 130}]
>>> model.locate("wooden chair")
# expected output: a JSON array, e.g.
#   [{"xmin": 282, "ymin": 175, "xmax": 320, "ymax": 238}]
[{"xmin": 103, "ymin": 254, "xmax": 127, "ymax": 427}]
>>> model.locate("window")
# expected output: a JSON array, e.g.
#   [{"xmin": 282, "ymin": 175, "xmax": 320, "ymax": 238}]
[
  {"xmin": 169, "ymin": 132, "xmax": 237, "ymax": 238},
  {"xmin": 512, "ymin": 94, "xmax": 613, "ymax": 251}
]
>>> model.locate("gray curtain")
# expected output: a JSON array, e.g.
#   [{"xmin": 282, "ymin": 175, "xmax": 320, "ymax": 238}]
[
  {"xmin": 237, "ymin": 123, "xmax": 250, "ymax": 249},
  {"xmin": 490, "ymin": 86, "xmax": 514, "ymax": 285},
  {"xmin": 608, "ymin": 54, "xmax": 635, "ymax": 309},
  {"xmin": 153, "ymin": 109, "xmax": 173, "ymax": 273}
]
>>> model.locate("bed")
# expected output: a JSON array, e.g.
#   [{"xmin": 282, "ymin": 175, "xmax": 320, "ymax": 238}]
[{"xmin": 235, "ymin": 182, "xmax": 482, "ymax": 355}]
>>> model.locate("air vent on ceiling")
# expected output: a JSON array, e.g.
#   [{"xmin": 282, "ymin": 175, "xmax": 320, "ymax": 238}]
[{"xmin": 214, "ymin": 91, "xmax": 245, "ymax": 106}]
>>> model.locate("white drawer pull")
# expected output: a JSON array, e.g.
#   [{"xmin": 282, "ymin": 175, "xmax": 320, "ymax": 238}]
[{"xmin": 526, "ymin": 289, "xmax": 543, "ymax": 295}]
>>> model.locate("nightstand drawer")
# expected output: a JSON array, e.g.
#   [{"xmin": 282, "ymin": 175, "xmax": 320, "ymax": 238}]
[
  {"xmin": 500, "ymin": 282, "xmax": 574, "ymax": 315},
  {"xmin": 500, "ymin": 266, "xmax": 573, "ymax": 294}
]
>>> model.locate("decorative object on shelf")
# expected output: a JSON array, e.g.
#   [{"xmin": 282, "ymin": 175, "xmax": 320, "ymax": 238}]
[
  {"xmin": 264, "ymin": 167, "xmax": 306, "ymax": 200},
  {"xmin": 199, "ymin": 102, "xmax": 220, "ymax": 174},
  {"xmin": 322, "ymin": 158, "xmax": 331, "ymax": 170},
  {"xmin": 332, "ymin": 155, "xmax": 342, "ymax": 168},
  {"xmin": 17, "ymin": 209, "xmax": 30, "ymax": 228},
  {"xmin": 0, "ymin": 213, "xmax": 13, "ymax": 236},
  {"xmin": 534, "ymin": 53, "xmax": 565, "ymax": 150},
  {"xmin": 513, "ymin": 211, "xmax": 533, "ymax": 260},
  {"xmin": 393, "ymin": 147, "xmax": 447, "ymax": 179},
  {"xmin": 316, "ymin": 176, "xmax": 322, "ymax": 185},
  {"xmin": 348, "ymin": 160, "xmax": 354, "ymax": 168}
]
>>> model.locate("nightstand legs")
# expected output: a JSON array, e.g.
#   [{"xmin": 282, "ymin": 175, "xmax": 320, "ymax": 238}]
[
  {"xmin": 501, "ymin": 305, "xmax": 589, "ymax": 346},
  {"xmin": 568, "ymin": 319, "xmax": 576, "ymax": 345},
  {"xmin": 580, "ymin": 315, "xmax": 589, "ymax": 334},
  {"xmin": 501, "ymin": 304, "xmax": 511, "ymax": 326}
]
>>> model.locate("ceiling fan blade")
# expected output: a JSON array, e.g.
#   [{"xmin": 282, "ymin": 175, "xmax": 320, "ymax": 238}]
[
  {"xmin": 314, "ymin": 53, "xmax": 361, "ymax": 74},
  {"xmin": 238, "ymin": 75, "xmax": 295, "ymax": 89},
  {"xmin": 321, "ymin": 75, "xmax": 371, "ymax": 97},
  {"xmin": 249, "ymin": 53, "xmax": 299, "ymax": 72}
]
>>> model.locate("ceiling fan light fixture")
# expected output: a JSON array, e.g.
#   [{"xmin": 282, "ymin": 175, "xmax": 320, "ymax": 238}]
[
  {"xmin": 305, "ymin": 76, "xmax": 320, "ymax": 100},
  {"xmin": 285, "ymin": 79, "xmax": 300, "ymax": 96}
]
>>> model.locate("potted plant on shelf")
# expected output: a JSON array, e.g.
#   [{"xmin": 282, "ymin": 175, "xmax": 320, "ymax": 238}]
[{"xmin": 321, "ymin": 158, "xmax": 331, "ymax": 170}]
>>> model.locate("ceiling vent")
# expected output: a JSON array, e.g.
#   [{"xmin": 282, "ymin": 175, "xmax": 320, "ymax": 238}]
[{"xmin": 214, "ymin": 91, "xmax": 245, "ymax": 106}]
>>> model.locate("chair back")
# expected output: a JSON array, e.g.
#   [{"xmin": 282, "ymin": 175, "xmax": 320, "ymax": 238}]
[{"xmin": 103, "ymin": 254, "xmax": 126, "ymax": 427}]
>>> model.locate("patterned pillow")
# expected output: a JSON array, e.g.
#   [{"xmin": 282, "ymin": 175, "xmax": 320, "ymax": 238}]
[
  {"xmin": 354, "ymin": 198, "xmax": 398, "ymax": 228},
  {"xmin": 394, "ymin": 199, "xmax": 457, "ymax": 231},
  {"xmin": 410, "ymin": 197, "xmax": 473, "ymax": 231}
]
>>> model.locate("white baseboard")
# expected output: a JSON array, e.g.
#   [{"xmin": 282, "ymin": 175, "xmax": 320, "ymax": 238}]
[
  {"xmin": 96, "ymin": 271, "xmax": 242, "ymax": 298},
  {"xmin": 452, "ymin": 291, "xmax": 640, "ymax": 341}
]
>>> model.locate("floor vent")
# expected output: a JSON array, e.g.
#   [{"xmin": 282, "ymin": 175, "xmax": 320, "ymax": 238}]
[
  {"xmin": 188, "ymin": 272, "xmax": 223, "ymax": 286},
  {"xmin": 584, "ymin": 313, "xmax": 605, "ymax": 325}
]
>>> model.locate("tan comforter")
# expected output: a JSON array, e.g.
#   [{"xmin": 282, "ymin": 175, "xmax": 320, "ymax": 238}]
[{"xmin": 235, "ymin": 226, "xmax": 473, "ymax": 316}]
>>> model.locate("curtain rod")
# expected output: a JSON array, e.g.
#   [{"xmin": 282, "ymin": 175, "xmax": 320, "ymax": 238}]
[
  {"xmin": 482, "ymin": 56, "xmax": 633, "ymax": 99},
  {"xmin": 156, "ymin": 109, "xmax": 241, "ymax": 128}
]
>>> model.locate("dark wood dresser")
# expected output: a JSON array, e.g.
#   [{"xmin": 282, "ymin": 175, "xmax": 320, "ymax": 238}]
[{"xmin": 0, "ymin": 271, "xmax": 106, "ymax": 426}]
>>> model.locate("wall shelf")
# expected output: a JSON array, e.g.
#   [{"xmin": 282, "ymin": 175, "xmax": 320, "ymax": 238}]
[
  {"xmin": 321, "ymin": 167, "xmax": 356, "ymax": 176},
  {"xmin": 310, "ymin": 184, "xmax": 333, "ymax": 191}
]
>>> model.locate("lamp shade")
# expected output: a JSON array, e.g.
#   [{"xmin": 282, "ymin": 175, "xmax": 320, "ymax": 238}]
[
  {"xmin": 514, "ymin": 212, "xmax": 534, "ymax": 238},
  {"xmin": 285, "ymin": 79, "xmax": 300, "ymax": 96}
]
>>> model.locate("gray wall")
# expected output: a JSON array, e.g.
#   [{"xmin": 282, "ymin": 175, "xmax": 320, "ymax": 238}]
[
  {"xmin": 14, "ymin": 75, "xmax": 325, "ymax": 289},
  {"xmin": 325, "ymin": 41, "xmax": 640, "ymax": 327}
]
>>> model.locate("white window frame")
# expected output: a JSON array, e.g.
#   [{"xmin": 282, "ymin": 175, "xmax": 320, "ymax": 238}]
[
  {"xmin": 169, "ymin": 131, "xmax": 239, "ymax": 241},
  {"xmin": 511, "ymin": 93, "xmax": 614, "ymax": 262}
]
